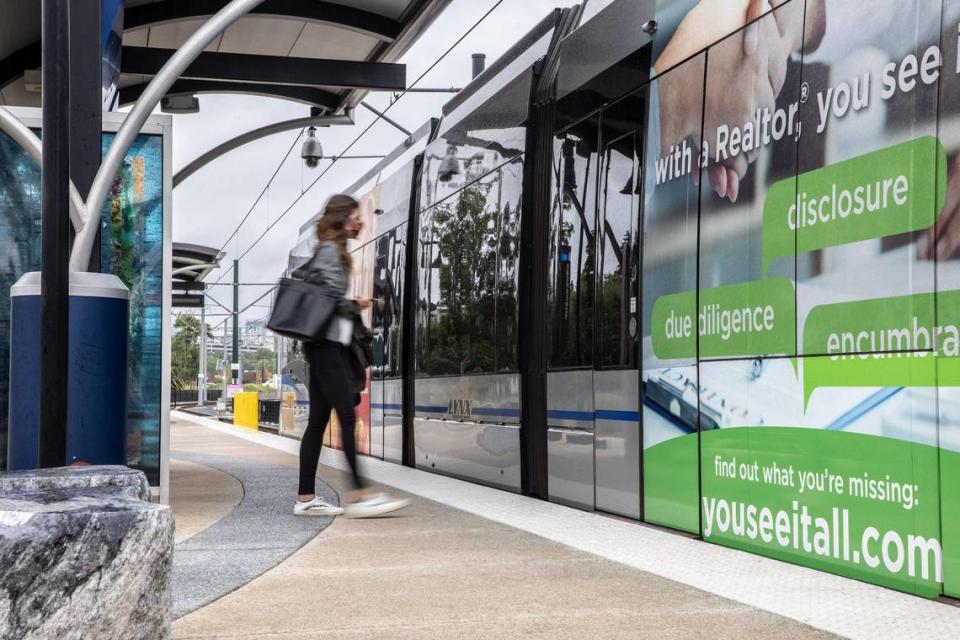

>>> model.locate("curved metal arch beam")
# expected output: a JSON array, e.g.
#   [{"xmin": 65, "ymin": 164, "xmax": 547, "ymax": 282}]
[
  {"xmin": 124, "ymin": 0, "xmax": 402, "ymax": 42},
  {"xmin": 71, "ymin": 0, "xmax": 267, "ymax": 272},
  {"xmin": 0, "ymin": 1, "xmax": 401, "ymax": 90},
  {"xmin": 172, "ymin": 263, "xmax": 221, "ymax": 277},
  {"xmin": 174, "ymin": 111, "xmax": 355, "ymax": 188},
  {"xmin": 119, "ymin": 80, "xmax": 342, "ymax": 112},
  {"xmin": 0, "ymin": 106, "xmax": 86, "ymax": 231}
]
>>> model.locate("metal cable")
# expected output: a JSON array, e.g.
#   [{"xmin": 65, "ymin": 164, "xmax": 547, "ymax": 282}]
[
  {"xmin": 212, "ymin": 0, "xmax": 506, "ymax": 283},
  {"xmin": 216, "ymin": 128, "xmax": 304, "ymax": 255}
]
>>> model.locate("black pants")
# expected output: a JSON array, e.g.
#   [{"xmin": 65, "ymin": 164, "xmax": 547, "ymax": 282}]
[{"xmin": 299, "ymin": 340, "xmax": 365, "ymax": 494}]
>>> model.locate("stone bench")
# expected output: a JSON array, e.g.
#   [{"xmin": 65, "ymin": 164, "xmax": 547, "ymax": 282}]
[{"xmin": 0, "ymin": 466, "xmax": 173, "ymax": 639}]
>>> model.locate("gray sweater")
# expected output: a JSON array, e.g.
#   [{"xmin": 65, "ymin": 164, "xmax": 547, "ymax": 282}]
[{"xmin": 292, "ymin": 240, "xmax": 355, "ymax": 343}]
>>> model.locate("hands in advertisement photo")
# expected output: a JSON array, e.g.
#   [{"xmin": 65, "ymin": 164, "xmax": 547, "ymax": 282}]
[{"xmin": 655, "ymin": 0, "xmax": 827, "ymax": 203}]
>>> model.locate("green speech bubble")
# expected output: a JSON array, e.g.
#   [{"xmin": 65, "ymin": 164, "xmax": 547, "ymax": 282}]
[
  {"xmin": 802, "ymin": 290, "xmax": 960, "ymax": 404},
  {"xmin": 763, "ymin": 136, "xmax": 946, "ymax": 273},
  {"xmin": 651, "ymin": 277, "xmax": 795, "ymax": 360}
]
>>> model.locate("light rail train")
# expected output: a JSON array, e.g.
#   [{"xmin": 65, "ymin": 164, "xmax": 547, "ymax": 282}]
[{"xmin": 287, "ymin": 0, "xmax": 960, "ymax": 600}]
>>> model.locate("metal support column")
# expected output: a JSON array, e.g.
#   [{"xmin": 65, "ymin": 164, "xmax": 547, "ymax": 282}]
[
  {"xmin": 276, "ymin": 337, "xmax": 283, "ymax": 382},
  {"xmin": 39, "ymin": 0, "xmax": 71, "ymax": 468},
  {"xmin": 70, "ymin": 0, "xmax": 102, "ymax": 271},
  {"xmin": 199, "ymin": 304, "xmax": 207, "ymax": 406},
  {"xmin": 222, "ymin": 321, "xmax": 228, "ymax": 405},
  {"xmin": 232, "ymin": 260, "xmax": 239, "ymax": 384}
]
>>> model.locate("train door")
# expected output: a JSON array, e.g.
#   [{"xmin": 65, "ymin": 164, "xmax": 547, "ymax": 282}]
[
  {"xmin": 370, "ymin": 235, "xmax": 389, "ymax": 460},
  {"xmin": 545, "ymin": 103, "xmax": 643, "ymax": 519},
  {"xmin": 371, "ymin": 225, "xmax": 407, "ymax": 463},
  {"xmin": 593, "ymin": 114, "xmax": 641, "ymax": 519},
  {"xmin": 546, "ymin": 115, "xmax": 601, "ymax": 511}
]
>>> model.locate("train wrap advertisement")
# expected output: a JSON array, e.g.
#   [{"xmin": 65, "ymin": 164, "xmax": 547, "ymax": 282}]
[{"xmin": 641, "ymin": 0, "xmax": 960, "ymax": 597}]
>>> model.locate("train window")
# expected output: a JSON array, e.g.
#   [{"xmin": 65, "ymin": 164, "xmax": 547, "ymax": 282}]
[
  {"xmin": 360, "ymin": 243, "xmax": 375, "ymax": 330},
  {"xmin": 697, "ymin": 2, "xmax": 802, "ymax": 361},
  {"xmin": 372, "ymin": 234, "xmax": 390, "ymax": 379},
  {"xmin": 415, "ymin": 209, "xmax": 436, "ymax": 376},
  {"xmin": 475, "ymin": 171, "xmax": 502, "ymax": 373},
  {"xmin": 598, "ymin": 131, "xmax": 639, "ymax": 368},
  {"xmin": 420, "ymin": 201, "xmax": 453, "ymax": 376},
  {"xmin": 388, "ymin": 225, "xmax": 406, "ymax": 378},
  {"xmin": 641, "ymin": 54, "xmax": 704, "ymax": 364},
  {"xmin": 548, "ymin": 116, "xmax": 599, "ymax": 369},
  {"xmin": 495, "ymin": 159, "xmax": 523, "ymax": 372},
  {"xmin": 371, "ymin": 226, "xmax": 407, "ymax": 379},
  {"xmin": 417, "ymin": 169, "xmax": 503, "ymax": 377},
  {"xmin": 348, "ymin": 242, "xmax": 372, "ymax": 327}
]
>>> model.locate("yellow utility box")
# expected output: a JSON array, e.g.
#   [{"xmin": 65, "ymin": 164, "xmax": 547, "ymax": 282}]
[{"xmin": 233, "ymin": 392, "xmax": 259, "ymax": 430}]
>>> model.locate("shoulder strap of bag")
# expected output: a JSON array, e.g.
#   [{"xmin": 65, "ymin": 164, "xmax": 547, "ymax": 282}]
[{"xmin": 291, "ymin": 248, "xmax": 325, "ymax": 282}]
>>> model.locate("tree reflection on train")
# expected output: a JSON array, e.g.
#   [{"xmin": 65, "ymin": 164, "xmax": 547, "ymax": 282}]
[
  {"xmin": 371, "ymin": 228, "xmax": 404, "ymax": 378},
  {"xmin": 495, "ymin": 162, "xmax": 521, "ymax": 372},
  {"xmin": 428, "ymin": 176, "xmax": 498, "ymax": 375},
  {"xmin": 551, "ymin": 133, "xmax": 597, "ymax": 369},
  {"xmin": 415, "ymin": 158, "xmax": 522, "ymax": 378},
  {"xmin": 598, "ymin": 131, "xmax": 640, "ymax": 369}
]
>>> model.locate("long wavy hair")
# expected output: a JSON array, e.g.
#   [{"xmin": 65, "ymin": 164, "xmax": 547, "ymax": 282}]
[{"xmin": 315, "ymin": 194, "xmax": 359, "ymax": 272}]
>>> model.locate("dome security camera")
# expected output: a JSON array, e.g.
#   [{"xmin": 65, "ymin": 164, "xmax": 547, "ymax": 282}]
[{"xmin": 301, "ymin": 127, "xmax": 323, "ymax": 168}]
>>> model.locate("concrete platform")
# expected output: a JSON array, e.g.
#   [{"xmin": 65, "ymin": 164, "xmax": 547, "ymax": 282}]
[
  {"xmin": 170, "ymin": 458, "xmax": 242, "ymax": 544},
  {"xmin": 169, "ymin": 450, "xmax": 338, "ymax": 619},
  {"xmin": 167, "ymin": 414, "xmax": 842, "ymax": 640}
]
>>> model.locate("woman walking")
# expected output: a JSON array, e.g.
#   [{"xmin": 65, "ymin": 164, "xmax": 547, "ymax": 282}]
[{"xmin": 293, "ymin": 194, "xmax": 409, "ymax": 518}]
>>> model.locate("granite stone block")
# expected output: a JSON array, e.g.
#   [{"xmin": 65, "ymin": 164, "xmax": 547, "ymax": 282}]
[
  {"xmin": 0, "ymin": 465, "xmax": 150, "ymax": 501},
  {"xmin": 0, "ymin": 466, "xmax": 172, "ymax": 639}
]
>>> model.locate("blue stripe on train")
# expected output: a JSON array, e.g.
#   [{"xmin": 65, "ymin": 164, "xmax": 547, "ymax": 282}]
[
  {"xmin": 548, "ymin": 409, "xmax": 639, "ymax": 422},
  {"xmin": 594, "ymin": 409, "xmax": 640, "ymax": 422},
  {"xmin": 547, "ymin": 409, "xmax": 595, "ymax": 422},
  {"xmin": 361, "ymin": 405, "xmax": 638, "ymax": 422},
  {"xmin": 415, "ymin": 404, "xmax": 447, "ymax": 413}
]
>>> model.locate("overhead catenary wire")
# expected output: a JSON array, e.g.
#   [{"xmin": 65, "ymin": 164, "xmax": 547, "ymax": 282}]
[
  {"xmin": 210, "ymin": 0, "xmax": 506, "ymax": 285},
  {"xmin": 201, "ymin": 279, "xmax": 278, "ymax": 312},
  {"xmin": 239, "ymin": 285, "xmax": 278, "ymax": 315},
  {"xmin": 215, "ymin": 127, "xmax": 304, "ymax": 255}
]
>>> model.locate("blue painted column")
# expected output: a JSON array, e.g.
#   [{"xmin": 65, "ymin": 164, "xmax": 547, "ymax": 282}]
[{"xmin": 8, "ymin": 272, "xmax": 129, "ymax": 469}]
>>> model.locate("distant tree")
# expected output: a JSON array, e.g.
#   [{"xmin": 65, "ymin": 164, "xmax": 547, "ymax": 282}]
[
  {"xmin": 171, "ymin": 314, "xmax": 211, "ymax": 387},
  {"xmin": 248, "ymin": 347, "xmax": 276, "ymax": 382}
]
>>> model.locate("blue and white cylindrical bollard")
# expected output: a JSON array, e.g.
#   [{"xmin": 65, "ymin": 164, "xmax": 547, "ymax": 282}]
[{"xmin": 7, "ymin": 272, "xmax": 129, "ymax": 470}]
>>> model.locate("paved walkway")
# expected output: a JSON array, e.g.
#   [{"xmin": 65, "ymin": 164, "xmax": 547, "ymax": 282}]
[
  {"xmin": 168, "ymin": 415, "xmax": 837, "ymax": 640},
  {"xmin": 170, "ymin": 450, "xmax": 339, "ymax": 618},
  {"xmin": 170, "ymin": 457, "xmax": 242, "ymax": 544}
]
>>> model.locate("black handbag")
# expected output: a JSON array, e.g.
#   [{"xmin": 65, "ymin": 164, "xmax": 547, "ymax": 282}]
[{"xmin": 267, "ymin": 277, "xmax": 338, "ymax": 341}]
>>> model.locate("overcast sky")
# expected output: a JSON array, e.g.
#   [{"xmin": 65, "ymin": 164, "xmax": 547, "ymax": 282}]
[{"xmin": 171, "ymin": 0, "xmax": 578, "ymax": 327}]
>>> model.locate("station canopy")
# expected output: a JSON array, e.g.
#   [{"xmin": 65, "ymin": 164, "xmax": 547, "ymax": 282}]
[
  {"xmin": 172, "ymin": 242, "xmax": 224, "ymax": 308},
  {"xmin": 0, "ymin": 0, "xmax": 451, "ymax": 112},
  {"xmin": 172, "ymin": 242, "xmax": 223, "ymax": 284}
]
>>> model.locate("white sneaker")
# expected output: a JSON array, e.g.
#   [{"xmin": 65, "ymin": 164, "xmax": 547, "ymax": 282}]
[
  {"xmin": 294, "ymin": 496, "xmax": 344, "ymax": 516},
  {"xmin": 345, "ymin": 492, "xmax": 411, "ymax": 519}
]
